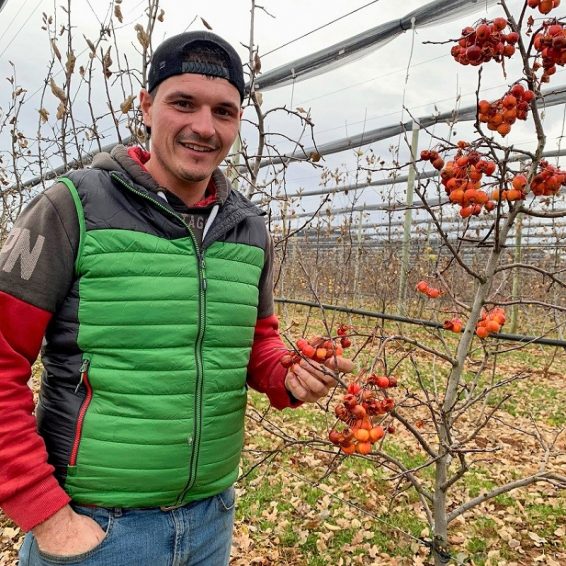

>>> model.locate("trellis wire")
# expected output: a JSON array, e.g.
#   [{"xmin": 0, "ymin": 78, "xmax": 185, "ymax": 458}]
[{"xmin": 275, "ymin": 298, "xmax": 566, "ymax": 348}]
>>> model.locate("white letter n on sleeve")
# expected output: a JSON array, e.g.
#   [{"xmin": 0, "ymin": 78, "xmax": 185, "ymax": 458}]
[{"xmin": 1, "ymin": 227, "xmax": 46, "ymax": 281}]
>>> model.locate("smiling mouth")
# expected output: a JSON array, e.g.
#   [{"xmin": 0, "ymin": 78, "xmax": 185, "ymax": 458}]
[{"xmin": 179, "ymin": 141, "xmax": 215, "ymax": 153}]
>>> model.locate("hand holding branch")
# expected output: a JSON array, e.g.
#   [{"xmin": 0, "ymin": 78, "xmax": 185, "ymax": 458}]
[{"xmin": 285, "ymin": 356, "xmax": 354, "ymax": 403}]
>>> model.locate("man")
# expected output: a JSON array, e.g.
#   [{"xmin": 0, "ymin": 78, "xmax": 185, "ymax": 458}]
[{"xmin": 0, "ymin": 31, "xmax": 353, "ymax": 565}]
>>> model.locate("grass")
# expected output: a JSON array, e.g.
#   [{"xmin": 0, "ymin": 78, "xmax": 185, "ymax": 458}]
[
  {"xmin": 527, "ymin": 502, "xmax": 565, "ymax": 539},
  {"xmin": 465, "ymin": 470, "xmax": 497, "ymax": 499},
  {"xmin": 230, "ymin": 310, "xmax": 566, "ymax": 565},
  {"xmin": 1, "ymin": 310, "xmax": 564, "ymax": 566}
]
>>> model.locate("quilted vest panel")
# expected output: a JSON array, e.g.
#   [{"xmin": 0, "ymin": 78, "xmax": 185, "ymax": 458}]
[{"xmin": 47, "ymin": 173, "xmax": 265, "ymax": 507}]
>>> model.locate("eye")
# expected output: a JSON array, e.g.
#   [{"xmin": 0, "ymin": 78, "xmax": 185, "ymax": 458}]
[
  {"xmin": 215, "ymin": 106, "xmax": 237, "ymax": 118},
  {"xmin": 172, "ymin": 99, "xmax": 192, "ymax": 110}
]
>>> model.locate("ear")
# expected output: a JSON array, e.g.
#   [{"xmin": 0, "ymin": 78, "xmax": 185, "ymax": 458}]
[{"xmin": 139, "ymin": 89, "xmax": 153, "ymax": 129}]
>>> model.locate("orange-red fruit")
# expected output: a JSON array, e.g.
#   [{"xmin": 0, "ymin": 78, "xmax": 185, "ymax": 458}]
[
  {"xmin": 329, "ymin": 429, "xmax": 341, "ymax": 445},
  {"xmin": 510, "ymin": 83, "xmax": 525, "ymax": 97},
  {"xmin": 356, "ymin": 442, "xmax": 372, "ymax": 455},
  {"xmin": 444, "ymin": 318, "xmax": 464, "ymax": 333},
  {"xmin": 302, "ymin": 344, "xmax": 316, "ymax": 358},
  {"xmin": 497, "ymin": 123, "xmax": 511, "ymax": 136},
  {"xmin": 449, "ymin": 189, "xmax": 465, "ymax": 204},
  {"xmin": 460, "ymin": 206, "xmax": 474, "ymax": 218},
  {"xmin": 427, "ymin": 288, "xmax": 442, "ymax": 299},
  {"xmin": 375, "ymin": 375, "xmax": 390, "ymax": 389},
  {"xmin": 512, "ymin": 174, "xmax": 527, "ymax": 190},
  {"xmin": 493, "ymin": 17, "xmax": 508, "ymax": 31},
  {"xmin": 315, "ymin": 347, "xmax": 327, "ymax": 361},
  {"xmin": 351, "ymin": 404, "xmax": 367, "ymax": 419},
  {"xmin": 502, "ymin": 94, "xmax": 517, "ymax": 108},
  {"xmin": 484, "ymin": 161, "xmax": 496, "ymax": 175},
  {"xmin": 486, "ymin": 320, "xmax": 501, "ymax": 333},
  {"xmin": 341, "ymin": 443, "xmax": 356, "ymax": 454},
  {"xmin": 369, "ymin": 426, "xmax": 385, "ymax": 442},
  {"xmin": 478, "ymin": 100, "xmax": 491, "ymax": 114},
  {"xmin": 476, "ymin": 23, "xmax": 491, "ymax": 41},
  {"xmin": 476, "ymin": 326, "xmax": 489, "ymax": 339},
  {"xmin": 432, "ymin": 157, "xmax": 445, "ymax": 170},
  {"xmin": 503, "ymin": 44, "xmax": 516, "ymax": 57},
  {"xmin": 506, "ymin": 188, "xmax": 523, "ymax": 201},
  {"xmin": 347, "ymin": 382, "xmax": 361, "ymax": 395},
  {"xmin": 539, "ymin": 0, "xmax": 554, "ymax": 13},
  {"xmin": 354, "ymin": 428, "xmax": 370, "ymax": 442}
]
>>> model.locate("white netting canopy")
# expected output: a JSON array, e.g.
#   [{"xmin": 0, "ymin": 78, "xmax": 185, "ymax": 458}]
[{"xmin": 252, "ymin": 0, "xmax": 499, "ymax": 92}]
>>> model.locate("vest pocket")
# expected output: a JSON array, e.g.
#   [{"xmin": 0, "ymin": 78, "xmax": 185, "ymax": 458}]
[{"xmin": 69, "ymin": 357, "xmax": 93, "ymax": 466}]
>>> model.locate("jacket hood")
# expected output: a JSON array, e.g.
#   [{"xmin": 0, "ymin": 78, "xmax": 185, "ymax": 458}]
[{"xmin": 90, "ymin": 144, "xmax": 233, "ymax": 206}]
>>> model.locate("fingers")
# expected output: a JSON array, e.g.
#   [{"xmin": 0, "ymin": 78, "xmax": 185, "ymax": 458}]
[
  {"xmin": 285, "ymin": 371, "xmax": 313, "ymax": 403},
  {"xmin": 324, "ymin": 356, "xmax": 354, "ymax": 373},
  {"xmin": 285, "ymin": 357, "xmax": 352, "ymax": 403}
]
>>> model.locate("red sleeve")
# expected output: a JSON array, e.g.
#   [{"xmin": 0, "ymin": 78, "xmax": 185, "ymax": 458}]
[
  {"xmin": 247, "ymin": 314, "xmax": 302, "ymax": 410},
  {"xmin": 0, "ymin": 291, "xmax": 71, "ymax": 531}
]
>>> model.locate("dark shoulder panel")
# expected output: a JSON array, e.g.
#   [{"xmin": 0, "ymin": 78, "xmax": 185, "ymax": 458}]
[
  {"xmin": 0, "ymin": 183, "xmax": 77, "ymax": 312},
  {"xmin": 65, "ymin": 170, "xmax": 188, "ymax": 240}
]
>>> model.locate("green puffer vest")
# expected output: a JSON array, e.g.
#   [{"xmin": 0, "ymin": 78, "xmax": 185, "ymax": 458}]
[{"xmin": 44, "ymin": 171, "xmax": 265, "ymax": 508}]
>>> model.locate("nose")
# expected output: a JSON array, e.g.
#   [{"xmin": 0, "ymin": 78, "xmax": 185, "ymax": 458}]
[{"xmin": 191, "ymin": 107, "xmax": 215, "ymax": 139}]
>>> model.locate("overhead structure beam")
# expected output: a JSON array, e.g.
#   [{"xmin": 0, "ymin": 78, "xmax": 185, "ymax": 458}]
[
  {"xmin": 254, "ymin": 148, "xmax": 566, "ymax": 202},
  {"xmin": 252, "ymin": 0, "xmax": 498, "ymax": 93},
  {"xmin": 256, "ymin": 89, "xmax": 566, "ymax": 169}
]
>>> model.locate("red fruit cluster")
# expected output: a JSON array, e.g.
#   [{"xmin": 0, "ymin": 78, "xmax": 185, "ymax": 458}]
[
  {"xmin": 366, "ymin": 373, "xmax": 398, "ymax": 389},
  {"xmin": 281, "ymin": 333, "xmax": 348, "ymax": 369},
  {"xmin": 478, "ymin": 83, "xmax": 535, "ymax": 137},
  {"xmin": 329, "ymin": 378, "xmax": 396, "ymax": 455},
  {"xmin": 533, "ymin": 20, "xmax": 566, "ymax": 83},
  {"xmin": 416, "ymin": 280, "xmax": 442, "ymax": 299},
  {"xmin": 443, "ymin": 318, "xmax": 463, "ymax": 333},
  {"xmin": 476, "ymin": 307, "xmax": 506, "ymax": 338},
  {"xmin": 336, "ymin": 323, "xmax": 352, "ymax": 348},
  {"xmin": 420, "ymin": 149, "xmax": 444, "ymax": 171},
  {"xmin": 491, "ymin": 173, "xmax": 527, "ymax": 203},
  {"xmin": 528, "ymin": 0, "xmax": 561, "ymax": 15},
  {"xmin": 451, "ymin": 17, "xmax": 517, "ymax": 66},
  {"xmin": 530, "ymin": 160, "xmax": 566, "ymax": 196},
  {"xmin": 438, "ymin": 146, "xmax": 497, "ymax": 218}
]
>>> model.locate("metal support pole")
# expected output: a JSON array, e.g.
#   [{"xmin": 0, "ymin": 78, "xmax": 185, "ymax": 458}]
[
  {"xmin": 397, "ymin": 122, "xmax": 419, "ymax": 315},
  {"xmin": 510, "ymin": 213, "xmax": 523, "ymax": 333},
  {"xmin": 228, "ymin": 134, "xmax": 242, "ymax": 189},
  {"xmin": 352, "ymin": 208, "xmax": 365, "ymax": 306}
]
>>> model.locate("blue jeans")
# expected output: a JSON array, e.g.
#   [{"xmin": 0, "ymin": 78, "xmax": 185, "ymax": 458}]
[{"xmin": 19, "ymin": 487, "xmax": 235, "ymax": 566}]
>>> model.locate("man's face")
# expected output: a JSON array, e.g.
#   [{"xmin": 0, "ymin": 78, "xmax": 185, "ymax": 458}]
[{"xmin": 140, "ymin": 73, "xmax": 242, "ymax": 196}]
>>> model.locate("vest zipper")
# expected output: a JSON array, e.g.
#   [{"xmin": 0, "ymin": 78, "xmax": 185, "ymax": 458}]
[
  {"xmin": 70, "ymin": 358, "xmax": 92, "ymax": 466},
  {"xmin": 110, "ymin": 173, "xmax": 207, "ymax": 504},
  {"xmin": 176, "ymin": 251, "xmax": 206, "ymax": 503}
]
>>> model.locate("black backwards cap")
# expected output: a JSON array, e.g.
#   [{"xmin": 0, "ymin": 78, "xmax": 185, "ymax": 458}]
[{"xmin": 147, "ymin": 31, "xmax": 245, "ymax": 101}]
